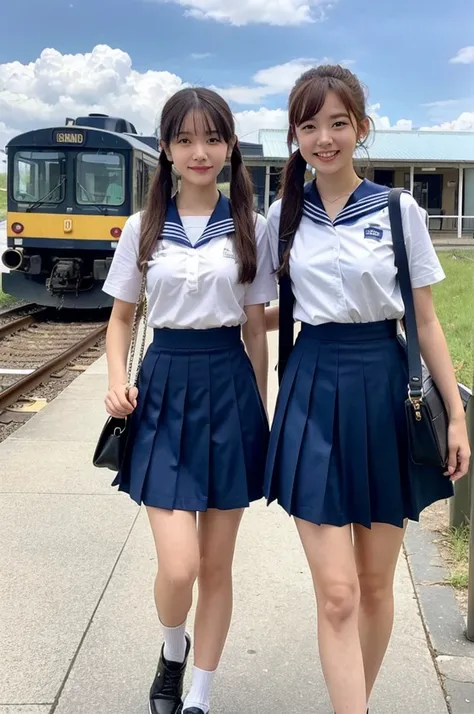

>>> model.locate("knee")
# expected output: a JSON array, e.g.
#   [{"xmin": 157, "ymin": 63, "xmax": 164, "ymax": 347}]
[
  {"xmin": 159, "ymin": 561, "xmax": 199, "ymax": 593},
  {"xmin": 198, "ymin": 555, "xmax": 232, "ymax": 589},
  {"xmin": 358, "ymin": 573, "xmax": 393, "ymax": 613},
  {"xmin": 320, "ymin": 581, "xmax": 360, "ymax": 629}
]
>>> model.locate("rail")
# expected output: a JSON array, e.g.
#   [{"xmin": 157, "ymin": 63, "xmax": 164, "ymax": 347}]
[
  {"xmin": 0, "ymin": 319, "xmax": 107, "ymax": 412},
  {"xmin": 0, "ymin": 308, "xmax": 48, "ymax": 339}
]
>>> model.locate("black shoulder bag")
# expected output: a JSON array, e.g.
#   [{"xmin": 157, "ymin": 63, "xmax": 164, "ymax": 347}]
[
  {"xmin": 92, "ymin": 270, "xmax": 148, "ymax": 472},
  {"xmin": 388, "ymin": 188, "xmax": 471, "ymax": 468}
]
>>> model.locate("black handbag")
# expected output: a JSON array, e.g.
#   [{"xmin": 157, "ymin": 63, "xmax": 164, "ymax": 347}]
[
  {"xmin": 92, "ymin": 270, "xmax": 148, "ymax": 472},
  {"xmin": 388, "ymin": 188, "xmax": 471, "ymax": 468}
]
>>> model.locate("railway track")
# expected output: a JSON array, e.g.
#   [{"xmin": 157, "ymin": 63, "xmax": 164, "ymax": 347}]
[{"xmin": 0, "ymin": 310, "xmax": 108, "ymax": 412}]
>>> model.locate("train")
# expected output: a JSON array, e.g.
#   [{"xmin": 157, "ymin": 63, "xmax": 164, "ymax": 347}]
[{"xmin": 1, "ymin": 114, "xmax": 160, "ymax": 308}]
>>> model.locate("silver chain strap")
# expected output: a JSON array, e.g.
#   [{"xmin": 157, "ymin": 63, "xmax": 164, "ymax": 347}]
[{"xmin": 127, "ymin": 269, "xmax": 148, "ymax": 387}]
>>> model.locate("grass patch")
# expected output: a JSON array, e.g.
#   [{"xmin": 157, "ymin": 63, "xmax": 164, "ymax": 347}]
[
  {"xmin": 444, "ymin": 525, "xmax": 470, "ymax": 590},
  {"xmin": 433, "ymin": 251, "xmax": 474, "ymax": 387},
  {"xmin": 0, "ymin": 289, "xmax": 15, "ymax": 307},
  {"xmin": 0, "ymin": 173, "xmax": 6, "ymax": 221}
]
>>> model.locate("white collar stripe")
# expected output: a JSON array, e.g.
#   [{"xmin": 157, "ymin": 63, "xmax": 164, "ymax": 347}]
[
  {"xmin": 336, "ymin": 197, "xmax": 389, "ymax": 223},
  {"xmin": 303, "ymin": 206, "xmax": 333, "ymax": 227},
  {"xmin": 338, "ymin": 193, "xmax": 390, "ymax": 217},
  {"xmin": 304, "ymin": 201, "xmax": 329, "ymax": 219},
  {"xmin": 334, "ymin": 205, "xmax": 389, "ymax": 226},
  {"xmin": 303, "ymin": 209, "xmax": 333, "ymax": 226},
  {"xmin": 200, "ymin": 220, "xmax": 235, "ymax": 238}
]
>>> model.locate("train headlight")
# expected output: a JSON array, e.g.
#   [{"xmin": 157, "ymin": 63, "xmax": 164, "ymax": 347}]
[
  {"xmin": 110, "ymin": 227, "xmax": 122, "ymax": 238},
  {"xmin": 12, "ymin": 222, "xmax": 24, "ymax": 234}
]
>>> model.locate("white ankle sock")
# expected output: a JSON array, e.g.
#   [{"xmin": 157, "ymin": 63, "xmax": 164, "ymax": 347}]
[
  {"xmin": 161, "ymin": 620, "xmax": 187, "ymax": 663},
  {"xmin": 183, "ymin": 666, "xmax": 216, "ymax": 713}
]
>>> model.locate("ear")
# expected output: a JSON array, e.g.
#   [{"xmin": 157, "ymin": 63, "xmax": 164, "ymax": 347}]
[
  {"xmin": 358, "ymin": 117, "xmax": 370, "ymax": 144},
  {"xmin": 159, "ymin": 139, "xmax": 173, "ymax": 163}
]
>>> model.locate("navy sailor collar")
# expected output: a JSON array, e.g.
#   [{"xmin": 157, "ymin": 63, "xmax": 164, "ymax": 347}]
[
  {"xmin": 161, "ymin": 191, "xmax": 235, "ymax": 248},
  {"xmin": 303, "ymin": 178, "xmax": 390, "ymax": 228}
]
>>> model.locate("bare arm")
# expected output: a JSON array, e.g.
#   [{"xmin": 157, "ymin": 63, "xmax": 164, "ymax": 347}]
[
  {"xmin": 265, "ymin": 305, "xmax": 279, "ymax": 332},
  {"xmin": 242, "ymin": 304, "xmax": 269, "ymax": 410},
  {"xmin": 104, "ymin": 299, "xmax": 138, "ymax": 417},
  {"xmin": 413, "ymin": 286, "xmax": 470, "ymax": 479}
]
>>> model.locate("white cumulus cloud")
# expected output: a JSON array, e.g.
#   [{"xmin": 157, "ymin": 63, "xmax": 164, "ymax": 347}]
[
  {"xmin": 419, "ymin": 112, "xmax": 474, "ymax": 131},
  {"xmin": 214, "ymin": 57, "xmax": 355, "ymax": 105},
  {"xmin": 0, "ymin": 44, "xmax": 473, "ymax": 174},
  {"xmin": 148, "ymin": 0, "xmax": 333, "ymax": 26},
  {"xmin": 449, "ymin": 46, "xmax": 474, "ymax": 64},
  {"xmin": 368, "ymin": 104, "xmax": 413, "ymax": 130},
  {"xmin": 0, "ymin": 45, "xmax": 185, "ymax": 148}
]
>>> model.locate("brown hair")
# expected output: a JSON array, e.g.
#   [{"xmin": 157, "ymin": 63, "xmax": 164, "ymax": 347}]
[
  {"xmin": 278, "ymin": 64, "xmax": 370, "ymax": 275},
  {"xmin": 138, "ymin": 87, "xmax": 257, "ymax": 283}
]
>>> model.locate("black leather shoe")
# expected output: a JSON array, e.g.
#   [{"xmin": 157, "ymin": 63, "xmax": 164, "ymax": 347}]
[{"xmin": 149, "ymin": 634, "xmax": 191, "ymax": 714}]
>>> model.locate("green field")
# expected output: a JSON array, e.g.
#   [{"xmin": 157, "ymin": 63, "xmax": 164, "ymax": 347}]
[
  {"xmin": 0, "ymin": 173, "xmax": 6, "ymax": 221},
  {"xmin": 433, "ymin": 251, "xmax": 474, "ymax": 387}
]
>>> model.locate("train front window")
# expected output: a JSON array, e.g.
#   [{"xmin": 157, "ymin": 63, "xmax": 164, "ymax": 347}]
[
  {"xmin": 76, "ymin": 152, "xmax": 125, "ymax": 206},
  {"xmin": 13, "ymin": 151, "xmax": 65, "ymax": 203}
]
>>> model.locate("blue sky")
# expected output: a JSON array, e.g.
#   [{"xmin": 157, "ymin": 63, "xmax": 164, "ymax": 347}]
[{"xmin": 0, "ymin": 0, "xmax": 473, "ymax": 153}]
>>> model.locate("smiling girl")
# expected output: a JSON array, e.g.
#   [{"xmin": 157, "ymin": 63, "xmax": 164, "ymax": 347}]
[
  {"xmin": 264, "ymin": 65, "xmax": 470, "ymax": 714},
  {"xmin": 102, "ymin": 87, "xmax": 276, "ymax": 714}
]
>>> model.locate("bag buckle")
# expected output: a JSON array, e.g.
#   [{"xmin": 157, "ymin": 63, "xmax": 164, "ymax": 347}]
[{"xmin": 408, "ymin": 387, "xmax": 423, "ymax": 422}]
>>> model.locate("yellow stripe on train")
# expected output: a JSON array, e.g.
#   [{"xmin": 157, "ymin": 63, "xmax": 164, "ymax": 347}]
[{"xmin": 7, "ymin": 212, "xmax": 129, "ymax": 240}]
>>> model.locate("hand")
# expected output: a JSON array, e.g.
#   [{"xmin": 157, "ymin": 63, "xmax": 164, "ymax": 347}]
[
  {"xmin": 444, "ymin": 416, "xmax": 471, "ymax": 481},
  {"xmin": 105, "ymin": 383, "xmax": 138, "ymax": 418}
]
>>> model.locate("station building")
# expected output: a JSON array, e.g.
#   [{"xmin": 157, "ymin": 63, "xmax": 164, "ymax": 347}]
[{"xmin": 235, "ymin": 130, "xmax": 474, "ymax": 246}]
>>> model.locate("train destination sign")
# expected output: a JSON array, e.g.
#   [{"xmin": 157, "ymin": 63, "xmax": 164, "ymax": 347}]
[{"xmin": 54, "ymin": 131, "xmax": 85, "ymax": 145}]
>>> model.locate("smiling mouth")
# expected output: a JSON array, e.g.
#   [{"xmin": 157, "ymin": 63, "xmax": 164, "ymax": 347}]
[
  {"xmin": 189, "ymin": 166, "xmax": 213, "ymax": 172},
  {"xmin": 314, "ymin": 150, "xmax": 339, "ymax": 159}
]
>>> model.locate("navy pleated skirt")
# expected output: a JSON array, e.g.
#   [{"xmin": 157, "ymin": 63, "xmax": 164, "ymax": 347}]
[
  {"xmin": 113, "ymin": 326, "xmax": 268, "ymax": 511},
  {"xmin": 264, "ymin": 320, "xmax": 453, "ymax": 529}
]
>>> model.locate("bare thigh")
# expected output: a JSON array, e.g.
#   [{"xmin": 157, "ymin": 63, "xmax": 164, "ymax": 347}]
[
  {"xmin": 198, "ymin": 508, "xmax": 245, "ymax": 576},
  {"xmin": 295, "ymin": 518, "xmax": 360, "ymax": 611},
  {"xmin": 146, "ymin": 507, "xmax": 200, "ymax": 581},
  {"xmin": 353, "ymin": 522, "xmax": 406, "ymax": 599}
]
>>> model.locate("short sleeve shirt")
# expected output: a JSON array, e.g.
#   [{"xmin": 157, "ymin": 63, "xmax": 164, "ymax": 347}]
[{"xmin": 266, "ymin": 179, "xmax": 445, "ymax": 325}]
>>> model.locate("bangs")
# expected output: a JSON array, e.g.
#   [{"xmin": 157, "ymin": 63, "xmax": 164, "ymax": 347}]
[
  {"xmin": 162, "ymin": 89, "xmax": 234, "ymax": 144},
  {"xmin": 290, "ymin": 78, "xmax": 329, "ymax": 127},
  {"xmin": 288, "ymin": 76, "xmax": 360, "ymax": 145}
]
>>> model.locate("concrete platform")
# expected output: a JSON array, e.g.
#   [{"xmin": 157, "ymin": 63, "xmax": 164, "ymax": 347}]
[{"xmin": 0, "ymin": 330, "xmax": 450, "ymax": 713}]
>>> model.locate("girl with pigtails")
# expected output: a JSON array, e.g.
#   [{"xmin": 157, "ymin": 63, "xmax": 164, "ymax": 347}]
[
  {"xmin": 102, "ymin": 87, "xmax": 277, "ymax": 714},
  {"xmin": 264, "ymin": 65, "xmax": 470, "ymax": 714}
]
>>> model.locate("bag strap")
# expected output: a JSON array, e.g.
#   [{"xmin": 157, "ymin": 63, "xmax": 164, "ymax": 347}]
[
  {"xmin": 126, "ymin": 268, "xmax": 148, "ymax": 387},
  {"xmin": 387, "ymin": 188, "xmax": 423, "ymax": 400},
  {"xmin": 277, "ymin": 224, "xmax": 295, "ymax": 385}
]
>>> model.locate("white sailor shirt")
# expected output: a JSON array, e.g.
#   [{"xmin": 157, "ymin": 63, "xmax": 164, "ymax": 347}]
[
  {"xmin": 266, "ymin": 179, "xmax": 445, "ymax": 326},
  {"xmin": 103, "ymin": 193, "xmax": 277, "ymax": 330}
]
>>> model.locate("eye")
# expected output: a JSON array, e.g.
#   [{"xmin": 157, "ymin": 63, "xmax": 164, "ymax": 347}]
[
  {"xmin": 333, "ymin": 121, "xmax": 348, "ymax": 128},
  {"xmin": 208, "ymin": 137, "xmax": 221, "ymax": 144},
  {"xmin": 177, "ymin": 137, "xmax": 190, "ymax": 144},
  {"xmin": 300, "ymin": 123, "xmax": 315, "ymax": 131}
]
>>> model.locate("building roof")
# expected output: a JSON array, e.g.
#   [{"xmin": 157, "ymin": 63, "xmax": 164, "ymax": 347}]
[{"xmin": 258, "ymin": 128, "xmax": 474, "ymax": 164}]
